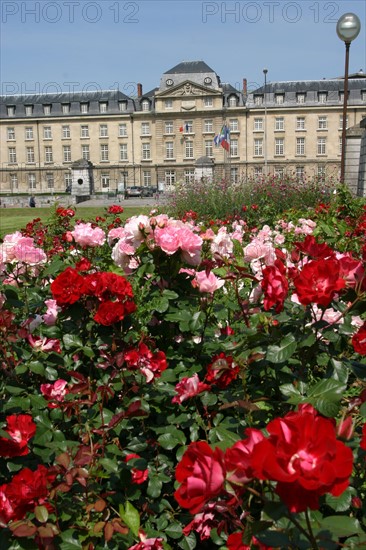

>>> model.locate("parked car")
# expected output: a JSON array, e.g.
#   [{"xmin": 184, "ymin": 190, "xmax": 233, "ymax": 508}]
[
  {"xmin": 140, "ymin": 186, "xmax": 155, "ymax": 197},
  {"xmin": 124, "ymin": 186, "xmax": 142, "ymax": 199}
]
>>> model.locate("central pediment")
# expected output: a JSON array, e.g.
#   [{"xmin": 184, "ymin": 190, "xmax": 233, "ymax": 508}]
[{"xmin": 155, "ymin": 80, "xmax": 222, "ymax": 98}]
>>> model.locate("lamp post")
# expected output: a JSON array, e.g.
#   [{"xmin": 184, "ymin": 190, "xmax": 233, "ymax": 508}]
[
  {"xmin": 336, "ymin": 13, "xmax": 361, "ymax": 183},
  {"xmin": 263, "ymin": 68, "xmax": 268, "ymax": 176}
]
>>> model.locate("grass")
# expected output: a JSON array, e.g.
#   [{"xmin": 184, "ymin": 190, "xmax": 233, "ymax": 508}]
[{"xmin": 0, "ymin": 206, "xmax": 152, "ymax": 238}]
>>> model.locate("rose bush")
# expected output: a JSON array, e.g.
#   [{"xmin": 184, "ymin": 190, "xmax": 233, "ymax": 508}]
[{"xmin": 0, "ymin": 192, "xmax": 366, "ymax": 549}]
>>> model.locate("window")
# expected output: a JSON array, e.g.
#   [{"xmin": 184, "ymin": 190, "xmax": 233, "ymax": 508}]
[
  {"xmin": 231, "ymin": 167, "xmax": 239, "ymax": 183},
  {"xmin": 274, "ymin": 166, "xmax": 284, "ymax": 177},
  {"xmin": 62, "ymin": 125, "xmax": 70, "ymax": 139},
  {"xmin": 82, "ymin": 145, "xmax": 90, "ymax": 160},
  {"xmin": 142, "ymin": 143, "xmax": 151, "ymax": 160},
  {"xmin": 25, "ymin": 105, "xmax": 33, "ymax": 116},
  {"xmin": 46, "ymin": 172, "xmax": 54, "ymax": 189},
  {"xmin": 26, "ymin": 147, "xmax": 35, "ymax": 163},
  {"xmin": 254, "ymin": 138, "xmax": 263, "ymax": 156},
  {"xmin": 141, "ymin": 99, "xmax": 150, "ymax": 111},
  {"xmin": 184, "ymin": 121, "xmax": 193, "ymax": 134},
  {"xmin": 81, "ymin": 125, "xmax": 89, "ymax": 138},
  {"xmin": 185, "ymin": 140, "xmax": 194, "ymax": 159},
  {"xmin": 318, "ymin": 92, "xmax": 327, "ymax": 103},
  {"xmin": 185, "ymin": 170, "xmax": 195, "ymax": 183},
  {"xmin": 10, "ymin": 173, "xmax": 18, "ymax": 190},
  {"xmin": 120, "ymin": 143, "xmax": 128, "ymax": 161},
  {"xmin": 164, "ymin": 121, "xmax": 173, "ymax": 134},
  {"xmin": 318, "ymin": 165, "xmax": 326, "ymax": 178},
  {"xmin": 275, "ymin": 117, "xmax": 284, "ymax": 131},
  {"xmin": 45, "ymin": 146, "xmax": 53, "ymax": 163},
  {"xmin": 228, "ymin": 95, "xmax": 238, "ymax": 107},
  {"xmin": 361, "ymin": 90, "xmax": 366, "ymax": 102},
  {"xmin": 25, "ymin": 127, "xmax": 34, "ymax": 140},
  {"xmin": 165, "ymin": 170, "xmax": 175, "ymax": 185},
  {"xmin": 204, "ymin": 97, "xmax": 213, "ymax": 107},
  {"xmin": 119, "ymin": 123, "xmax": 127, "ymax": 137},
  {"xmin": 254, "ymin": 118, "xmax": 263, "ymax": 131},
  {"xmin": 254, "ymin": 167, "xmax": 263, "ymax": 177},
  {"xmin": 64, "ymin": 172, "xmax": 72, "ymax": 190},
  {"xmin": 204, "ymin": 119, "xmax": 213, "ymax": 133},
  {"xmin": 339, "ymin": 115, "xmax": 348, "ymax": 130},
  {"xmin": 119, "ymin": 101, "xmax": 127, "ymax": 111},
  {"xmin": 296, "ymin": 166, "xmax": 305, "ymax": 179},
  {"xmin": 275, "ymin": 94, "xmax": 284, "ymax": 104},
  {"xmin": 143, "ymin": 171, "xmax": 151, "ymax": 186},
  {"xmin": 7, "ymin": 128, "xmax": 15, "ymax": 140},
  {"xmin": 165, "ymin": 142, "xmax": 174, "ymax": 159},
  {"xmin": 63, "ymin": 145, "xmax": 71, "ymax": 162},
  {"xmin": 81, "ymin": 103, "xmax": 89, "ymax": 113},
  {"xmin": 120, "ymin": 171, "xmax": 128, "ymax": 186},
  {"xmin": 296, "ymin": 137, "xmax": 306, "ymax": 155},
  {"xmin": 100, "ymin": 144, "xmax": 109, "ymax": 161},
  {"xmin": 339, "ymin": 136, "xmax": 343, "ymax": 154},
  {"xmin": 254, "ymin": 95, "xmax": 263, "ymax": 105},
  {"xmin": 275, "ymin": 138, "xmax": 284, "ymax": 156},
  {"xmin": 7, "ymin": 106, "xmax": 15, "ymax": 116},
  {"xmin": 8, "ymin": 147, "xmax": 17, "ymax": 163},
  {"xmin": 205, "ymin": 140, "xmax": 213, "ymax": 157},
  {"xmin": 296, "ymin": 117, "xmax": 305, "ymax": 130},
  {"xmin": 141, "ymin": 122, "xmax": 150, "ymax": 135},
  {"xmin": 297, "ymin": 93, "xmax": 306, "ymax": 104},
  {"xmin": 101, "ymin": 173, "xmax": 110, "ymax": 189},
  {"xmin": 165, "ymin": 99, "xmax": 173, "ymax": 109},
  {"xmin": 230, "ymin": 139, "xmax": 238, "ymax": 157},
  {"xmin": 99, "ymin": 124, "xmax": 108, "ymax": 137},
  {"xmin": 43, "ymin": 126, "xmax": 52, "ymax": 139},
  {"xmin": 99, "ymin": 102, "xmax": 108, "ymax": 113},
  {"xmin": 229, "ymin": 119, "xmax": 239, "ymax": 132},
  {"xmin": 28, "ymin": 173, "xmax": 36, "ymax": 189},
  {"xmin": 317, "ymin": 137, "xmax": 326, "ymax": 155},
  {"xmin": 62, "ymin": 103, "xmax": 70, "ymax": 114},
  {"xmin": 318, "ymin": 116, "xmax": 327, "ymax": 129},
  {"xmin": 43, "ymin": 104, "xmax": 51, "ymax": 115}
]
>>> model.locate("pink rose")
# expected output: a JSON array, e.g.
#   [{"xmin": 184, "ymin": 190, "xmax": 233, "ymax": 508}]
[
  {"xmin": 71, "ymin": 222, "xmax": 106, "ymax": 247},
  {"xmin": 172, "ymin": 374, "xmax": 210, "ymax": 404},
  {"xmin": 194, "ymin": 271, "xmax": 225, "ymax": 293}
]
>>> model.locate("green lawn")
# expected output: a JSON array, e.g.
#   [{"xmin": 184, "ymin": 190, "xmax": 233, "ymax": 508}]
[{"xmin": 0, "ymin": 206, "xmax": 151, "ymax": 237}]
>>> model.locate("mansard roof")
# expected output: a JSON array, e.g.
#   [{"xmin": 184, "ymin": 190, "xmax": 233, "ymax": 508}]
[{"xmin": 164, "ymin": 61, "xmax": 216, "ymax": 75}]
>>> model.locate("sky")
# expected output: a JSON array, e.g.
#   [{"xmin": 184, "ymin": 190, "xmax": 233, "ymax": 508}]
[{"xmin": 1, "ymin": 0, "xmax": 365, "ymax": 97}]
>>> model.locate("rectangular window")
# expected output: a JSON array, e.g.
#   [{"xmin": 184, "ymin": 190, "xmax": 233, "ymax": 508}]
[
  {"xmin": 318, "ymin": 92, "xmax": 327, "ymax": 103},
  {"xmin": 142, "ymin": 143, "xmax": 151, "ymax": 160},
  {"xmin": 318, "ymin": 116, "xmax": 327, "ymax": 129},
  {"xmin": 141, "ymin": 122, "xmax": 150, "ymax": 135},
  {"xmin": 339, "ymin": 137, "xmax": 342, "ymax": 154},
  {"xmin": 204, "ymin": 97, "xmax": 213, "ymax": 107},
  {"xmin": 231, "ymin": 167, "xmax": 239, "ymax": 183},
  {"xmin": 141, "ymin": 100, "xmax": 150, "ymax": 112},
  {"xmin": 143, "ymin": 171, "xmax": 151, "ymax": 186},
  {"xmin": 119, "ymin": 101, "xmax": 127, "ymax": 111},
  {"xmin": 275, "ymin": 117, "xmax": 284, "ymax": 131},
  {"xmin": 318, "ymin": 165, "xmax": 326, "ymax": 178},
  {"xmin": 62, "ymin": 125, "xmax": 70, "ymax": 138},
  {"xmin": 119, "ymin": 123, "xmax": 127, "ymax": 137},
  {"xmin": 254, "ymin": 95, "xmax": 263, "ymax": 105},
  {"xmin": 254, "ymin": 118, "xmax": 263, "ymax": 131},
  {"xmin": 165, "ymin": 170, "xmax": 175, "ymax": 185},
  {"xmin": 275, "ymin": 94, "xmax": 284, "ymax": 105},
  {"xmin": 28, "ymin": 173, "xmax": 36, "ymax": 189},
  {"xmin": 81, "ymin": 125, "xmax": 89, "ymax": 138},
  {"xmin": 296, "ymin": 117, "xmax": 305, "ymax": 130},
  {"xmin": 164, "ymin": 121, "xmax": 173, "ymax": 134},
  {"xmin": 25, "ymin": 127, "xmax": 34, "ymax": 140},
  {"xmin": 64, "ymin": 172, "xmax": 72, "ymax": 190},
  {"xmin": 275, "ymin": 138, "xmax": 284, "ymax": 156},
  {"xmin": 296, "ymin": 137, "xmax": 305, "ymax": 155},
  {"xmin": 7, "ymin": 106, "xmax": 15, "ymax": 116},
  {"xmin": 99, "ymin": 124, "xmax": 108, "ymax": 137},
  {"xmin": 254, "ymin": 138, "xmax": 263, "ymax": 156},
  {"xmin": 26, "ymin": 147, "xmax": 35, "ymax": 163},
  {"xmin": 165, "ymin": 99, "xmax": 173, "ymax": 109},
  {"xmin": 254, "ymin": 167, "xmax": 263, "ymax": 177},
  {"xmin": 185, "ymin": 169, "xmax": 195, "ymax": 183},
  {"xmin": 25, "ymin": 105, "xmax": 33, "ymax": 116},
  {"xmin": 81, "ymin": 145, "xmax": 90, "ymax": 160},
  {"xmin": 99, "ymin": 102, "xmax": 108, "ymax": 113},
  {"xmin": 184, "ymin": 121, "xmax": 193, "ymax": 134},
  {"xmin": 8, "ymin": 147, "xmax": 17, "ymax": 163},
  {"xmin": 62, "ymin": 103, "xmax": 70, "ymax": 114},
  {"xmin": 45, "ymin": 146, "xmax": 53, "ymax": 163},
  {"xmin": 228, "ymin": 96, "xmax": 238, "ymax": 107},
  {"xmin": 7, "ymin": 127, "xmax": 15, "ymax": 140},
  {"xmin": 120, "ymin": 143, "xmax": 128, "ymax": 161},
  {"xmin": 101, "ymin": 173, "xmax": 110, "ymax": 189},
  {"xmin": 361, "ymin": 90, "xmax": 366, "ymax": 102},
  {"xmin": 296, "ymin": 166, "xmax": 305, "ymax": 179},
  {"xmin": 339, "ymin": 115, "xmax": 348, "ymax": 129},
  {"xmin": 165, "ymin": 142, "xmax": 174, "ymax": 159},
  {"xmin": 100, "ymin": 144, "xmax": 109, "ymax": 161},
  {"xmin": 204, "ymin": 119, "xmax": 213, "ymax": 133},
  {"xmin": 81, "ymin": 103, "xmax": 89, "ymax": 113},
  {"xmin": 46, "ymin": 172, "xmax": 54, "ymax": 188},
  {"xmin": 10, "ymin": 173, "xmax": 18, "ymax": 189},
  {"xmin": 274, "ymin": 166, "xmax": 284, "ymax": 177},
  {"xmin": 205, "ymin": 140, "xmax": 213, "ymax": 157},
  {"xmin": 43, "ymin": 104, "xmax": 51, "ymax": 115},
  {"xmin": 185, "ymin": 140, "xmax": 194, "ymax": 159},
  {"xmin": 63, "ymin": 145, "xmax": 71, "ymax": 162},
  {"xmin": 317, "ymin": 137, "xmax": 326, "ymax": 155},
  {"xmin": 230, "ymin": 139, "xmax": 238, "ymax": 157},
  {"xmin": 43, "ymin": 126, "xmax": 52, "ymax": 139},
  {"xmin": 297, "ymin": 93, "xmax": 306, "ymax": 104},
  {"xmin": 229, "ymin": 119, "xmax": 239, "ymax": 132}
]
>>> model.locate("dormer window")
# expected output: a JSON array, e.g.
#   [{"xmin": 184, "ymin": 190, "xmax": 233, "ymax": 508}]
[
  {"xmin": 62, "ymin": 103, "xmax": 70, "ymax": 114},
  {"xmin": 119, "ymin": 101, "xmax": 127, "ymax": 112},
  {"xmin": 99, "ymin": 102, "xmax": 108, "ymax": 113},
  {"xmin": 165, "ymin": 99, "xmax": 173, "ymax": 109},
  {"xmin": 228, "ymin": 95, "xmax": 238, "ymax": 107},
  {"xmin": 254, "ymin": 95, "xmax": 263, "ymax": 105},
  {"xmin": 318, "ymin": 92, "xmax": 327, "ymax": 103},
  {"xmin": 25, "ymin": 105, "xmax": 33, "ymax": 116},
  {"xmin": 7, "ymin": 105, "xmax": 15, "ymax": 116},
  {"xmin": 43, "ymin": 104, "xmax": 51, "ymax": 115},
  {"xmin": 141, "ymin": 99, "xmax": 150, "ymax": 111},
  {"xmin": 362, "ymin": 90, "xmax": 366, "ymax": 102},
  {"xmin": 275, "ymin": 94, "xmax": 284, "ymax": 105},
  {"xmin": 297, "ymin": 93, "xmax": 306, "ymax": 104},
  {"xmin": 81, "ymin": 102, "xmax": 89, "ymax": 114}
]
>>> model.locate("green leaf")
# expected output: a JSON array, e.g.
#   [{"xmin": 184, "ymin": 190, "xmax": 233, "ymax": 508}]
[
  {"xmin": 99, "ymin": 458, "xmax": 119, "ymax": 473},
  {"xmin": 319, "ymin": 516, "xmax": 361, "ymax": 538},
  {"xmin": 28, "ymin": 361, "xmax": 45, "ymax": 376},
  {"xmin": 158, "ymin": 428, "xmax": 186, "ymax": 450},
  {"xmin": 266, "ymin": 334, "xmax": 297, "ymax": 363},
  {"xmin": 307, "ymin": 378, "xmax": 346, "ymax": 401},
  {"xmin": 62, "ymin": 334, "xmax": 83, "ymax": 350},
  {"xmin": 325, "ymin": 487, "xmax": 354, "ymax": 512},
  {"xmin": 178, "ymin": 532, "xmax": 196, "ymax": 549},
  {"xmin": 164, "ymin": 523, "xmax": 183, "ymax": 539},
  {"xmin": 34, "ymin": 505, "xmax": 48, "ymax": 523},
  {"xmin": 210, "ymin": 426, "xmax": 240, "ymax": 446},
  {"xmin": 59, "ymin": 530, "xmax": 83, "ymax": 550},
  {"xmin": 119, "ymin": 501, "xmax": 140, "ymax": 537},
  {"xmin": 147, "ymin": 476, "xmax": 163, "ymax": 498}
]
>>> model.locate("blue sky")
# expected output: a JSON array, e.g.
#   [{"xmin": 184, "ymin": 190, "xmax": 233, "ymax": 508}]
[{"xmin": 1, "ymin": 0, "xmax": 365, "ymax": 97}]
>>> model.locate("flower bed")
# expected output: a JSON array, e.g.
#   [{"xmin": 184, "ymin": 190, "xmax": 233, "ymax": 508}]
[{"xmin": 0, "ymin": 199, "xmax": 366, "ymax": 550}]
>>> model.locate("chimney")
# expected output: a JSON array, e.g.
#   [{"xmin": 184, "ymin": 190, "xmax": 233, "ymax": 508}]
[
  {"xmin": 137, "ymin": 83, "xmax": 143, "ymax": 98},
  {"xmin": 243, "ymin": 78, "xmax": 247, "ymax": 96}
]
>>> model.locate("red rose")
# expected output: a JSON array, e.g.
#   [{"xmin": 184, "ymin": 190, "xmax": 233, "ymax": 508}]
[
  {"xmin": 93, "ymin": 301, "xmax": 127, "ymax": 325},
  {"xmin": 206, "ymin": 352, "xmax": 239, "ymax": 389},
  {"xmin": 227, "ymin": 532, "xmax": 272, "ymax": 550},
  {"xmin": 51, "ymin": 267, "xmax": 85, "ymax": 305},
  {"xmin": 352, "ymin": 322, "xmax": 366, "ymax": 355},
  {"xmin": 225, "ymin": 428, "xmax": 265, "ymax": 487},
  {"xmin": 84, "ymin": 272, "xmax": 134, "ymax": 302},
  {"xmin": 360, "ymin": 423, "xmax": 366, "ymax": 451},
  {"xmin": 108, "ymin": 205, "xmax": 124, "ymax": 214},
  {"xmin": 125, "ymin": 454, "xmax": 149, "ymax": 484},
  {"xmin": 174, "ymin": 441, "xmax": 226, "ymax": 514},
  {"xmin": 124, "ymin": 343, "xmax": 167, "ymax": 382},
  {"xmin": 294, "ymin": 235, "xmax": 335, "ymax": 259},
  {"xmin": 0, "ymin": 414, "xmax": 36, "ymax": 458},
  {"xmin": 251, "ymin": 404, "xmax": 354, "ymax": 512},
  {"xmin": 261, "ymin": 259, "xmax": 288, "ymax": 313},
  {"xmin": 294, "ymin": 259, "xmax": 345, "ymax": 307}
]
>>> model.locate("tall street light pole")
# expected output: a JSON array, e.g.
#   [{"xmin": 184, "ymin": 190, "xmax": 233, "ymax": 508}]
[
  {"xmin": 263, "ymin": 68, "xmax": 268, "ymax": 176},
  {"xmin": 336, "ymin": 13, "xmax": 361, "ymax": 184}
]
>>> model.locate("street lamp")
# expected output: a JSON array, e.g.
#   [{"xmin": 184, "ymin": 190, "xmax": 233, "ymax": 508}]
[
  {"xmin": 263, "ymin": 68, "xmax": 268, "ymax": 176},
  {"xmin": 336, "ymin": 13, "xmax": 361, "ymax": 183}
]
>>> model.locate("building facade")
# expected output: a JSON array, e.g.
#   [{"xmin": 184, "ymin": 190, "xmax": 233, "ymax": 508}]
[{"xmin": 1, "ymin": 61, "xmax": 366, "ymax": 195}]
